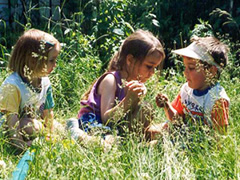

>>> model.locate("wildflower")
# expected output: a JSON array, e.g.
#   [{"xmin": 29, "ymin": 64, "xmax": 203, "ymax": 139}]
[{"xmin": 0, "ymin": 160, "xmax": 6, "ymax": 169}]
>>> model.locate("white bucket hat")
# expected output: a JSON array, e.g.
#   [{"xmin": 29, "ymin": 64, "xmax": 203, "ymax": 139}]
[{"xmin": 172, "ymin": 42, "xmax": 221, "ymax": 70}]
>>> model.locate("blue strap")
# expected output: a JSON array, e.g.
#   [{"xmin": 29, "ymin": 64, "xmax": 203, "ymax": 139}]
[
  {"xmin": 0, "ymin": 119, "xmax": 4, "ymax": 128},
  {"xmin": 0, "ymin": 112, "xmax": 4, "ymax": 128},
  {"xmin": 11, "ymin": 149, "xmax": 35, "ymax": 180}
]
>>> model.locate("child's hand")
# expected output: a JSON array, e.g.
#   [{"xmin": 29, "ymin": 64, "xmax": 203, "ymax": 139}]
[
  {"xmin": 147, "ymin": 122, "xmax": 169, "ymax": 140},
  {"xmin": 156, "ymin": 93, "xmax": 169, "ymax": 108},
  {"xmin": 126, "ymin": 80, "xmax": 147, "ymax": 99}
]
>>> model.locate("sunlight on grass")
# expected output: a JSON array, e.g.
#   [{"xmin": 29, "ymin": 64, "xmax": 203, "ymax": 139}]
[
  {"xmin": 1, "ymin": 63, "xmax": 240, "ymax": 179},
  {"xmin": 1, "ymin": 15, "xmax": 240, "ymax": 179}
]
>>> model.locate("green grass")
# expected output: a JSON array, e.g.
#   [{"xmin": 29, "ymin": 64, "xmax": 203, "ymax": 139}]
[
  {"xmin": 0, "ymin": 15, "xmax": 240, "ymax": 179},
  {"xmin": 1, "ymin": 62, "xmax": 240, "ymax": 179}
]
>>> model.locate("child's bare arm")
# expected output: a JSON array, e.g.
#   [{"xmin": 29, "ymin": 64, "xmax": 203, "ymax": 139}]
[
  {"xmin": 43, "ymin": 108, "xmax": 54, "ymax": 131},
  {"xmin": 211, "ymin": 99, "xmax": 229, "ymax": 134},
  {"xmin": 6, "ymin": 114, "xmax": 32, "ymax": 148},
  {"xmin": 156, "ymin": 93, "xmax": 178, "ymax": 121},
  {"xmin": 99, "ymin": 75, "xmax": 146, "ymax": 124}
]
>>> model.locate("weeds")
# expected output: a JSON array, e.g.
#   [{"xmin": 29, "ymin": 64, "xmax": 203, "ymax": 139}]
[{"xmin": 0, "ymin": 1, "xmax": 240, "ymax": 179}]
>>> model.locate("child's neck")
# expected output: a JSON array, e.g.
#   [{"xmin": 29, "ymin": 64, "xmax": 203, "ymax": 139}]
[
  {"xmin": 22, "ymin": 76, "xmax": 41, "ymax": 88},
  {"xmin": 31, "ymin": 78, "xmax": 41, "ymax": 88},
  {"xmin": 120, "ymin": 70, "xmax": 128, "ymax": 81},
  {"xmin": 193, "ymin": 82, "xmax": 217, "ymax": 96}
]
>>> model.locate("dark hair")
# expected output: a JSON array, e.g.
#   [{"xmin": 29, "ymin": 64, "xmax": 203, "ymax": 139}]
[
  {"xmin": 108, "ymin": 29, "xmax": 165, "ymax": 72},
  {"xmin": 82, "ymin": 29, "xmax": 165, "ymax": 100},
  {"xmin": 191, "ymin": 36, "xmax": 229, "ymax": 68},
  {"xmin": 8, "ymin": 29, "xmax": 60, "ymax": 78}
]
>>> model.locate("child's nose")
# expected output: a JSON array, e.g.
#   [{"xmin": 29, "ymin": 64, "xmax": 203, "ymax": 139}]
[
  {"xmin": 183, "ymin": 69, "xmax": 187, "ymax": 77},
  {"xmin": 53, "ymin": 61, "xmax": 57, "ymax": 68},
  {"xmin": 150, "ymin": 68, "xmax": 155, "ymax": 75},
  {"xmin": 184, "ymin": 68, "xmax": 189, "ymax": 77}
]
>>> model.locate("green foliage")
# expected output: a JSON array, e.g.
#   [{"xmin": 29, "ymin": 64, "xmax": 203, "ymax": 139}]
[
  {"xmin": 91, "ymin": 0, "xmax": 134, "ymax": 69},
  {"xmin": 209, "ymin": 8, "xmax": 240, "ymax": 41},
  {"xmin": 191, "ymin": 19, "xmax": 215, "ymax": 38},
  {"xmin": 0, "ymin": 44, "xmax": 9, "ymax": 68},
  {"xmin": 1, "ymin": 1, "xmax": 240, "ymax": 179},
  {"xmin": 50, "ymin": 30, "xmax": 102, "ymax": 113}
]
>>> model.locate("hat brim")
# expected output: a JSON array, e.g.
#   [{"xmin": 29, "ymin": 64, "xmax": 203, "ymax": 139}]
[
  {"xmin": 172, "ymin": 42, "xmax": 222, "ymax": 70},
  {"xmin": 172, "ymin": 48, "xmax": 202, "ymax": 60}
]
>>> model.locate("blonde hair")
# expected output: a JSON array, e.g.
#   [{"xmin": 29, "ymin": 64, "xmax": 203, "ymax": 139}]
[{"xmin": 8, "ymin": 29, "xmax": 60, "ymax": 78}]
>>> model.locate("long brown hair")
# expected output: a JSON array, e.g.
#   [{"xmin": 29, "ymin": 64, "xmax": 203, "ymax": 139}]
[
  {"xmin": 8, "ymin": 29, "xmax": 60, "ymax": 78},
  {"xmin": 82, "ymin": 29, "xmax": 165, "ymax": 100},
  {"xmin": 108, "ymin": 29, "xmax": 165, "ymax": 72}
]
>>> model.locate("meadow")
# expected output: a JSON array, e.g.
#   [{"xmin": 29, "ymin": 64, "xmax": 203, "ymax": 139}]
[
  {"xmin": 0, "ymin": 1, "xmax": 240, "ymax": 179},
  {"xmin": 0, "ymin": 36, "xmax": 240, "ymax": 179}
]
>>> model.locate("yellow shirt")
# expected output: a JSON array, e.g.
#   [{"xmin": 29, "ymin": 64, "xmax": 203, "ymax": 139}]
[{"xmin": 0, "ymin": 84, "xmax": 21, "ymax": 114}]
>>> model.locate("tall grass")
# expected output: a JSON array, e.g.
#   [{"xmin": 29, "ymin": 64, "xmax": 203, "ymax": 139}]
[
  {"xmin": 1, "ymin": 65, "xmax": 239, "ymax": 179},
  {"xmin": 1, "ymin": 3, "xmax": 240, "ymax": 180}
]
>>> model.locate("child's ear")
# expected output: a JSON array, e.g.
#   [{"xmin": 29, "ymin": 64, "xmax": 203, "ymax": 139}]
[
  {"xmin": 126, "ymin": 54, "xmax": 135, "ymax": 66},
  {"xmin": 28, "ymin": 57, "xmax": 36, "ymax": 70},
  {"xmin": 210, "ymin": 66, "xmax": 218, "ymax": 76}
]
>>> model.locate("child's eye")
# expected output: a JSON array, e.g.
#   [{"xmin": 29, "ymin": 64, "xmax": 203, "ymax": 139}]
[
  {"xmin": 146, "ymin": 65, "xmax": 153, "ymax": 69},
  {"xmin": 49, "ymin": 59, "xmax": 56, "ymax": 63},
  {"xmin": 184, "ymin": 66, "xmax": 195, "ymax": 71}
]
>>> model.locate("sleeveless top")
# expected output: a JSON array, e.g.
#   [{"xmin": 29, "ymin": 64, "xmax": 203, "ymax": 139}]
[
  {"xmin": 0, "ymin": 72, "xmax": 54, "ymax": 122},
  {"xmin": 78, "ymin": 71, "xmax": 125, "ymax": 122}
]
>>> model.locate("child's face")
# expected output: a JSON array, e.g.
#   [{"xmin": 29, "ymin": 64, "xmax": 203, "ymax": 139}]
[
  {"xmin": 130, "ymin": 52, "xmax": 162, "ymax": 83},
  {"xmin": 45, "ymin": 46, "xmax": 60, "ymax": 75},
  {"xmin": 183, "ymin": 56, "xmax": 209, "ymax": 90}
]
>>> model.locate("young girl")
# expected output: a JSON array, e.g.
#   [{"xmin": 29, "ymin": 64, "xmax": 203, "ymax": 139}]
[
  {"xmin": 67, "ymin": 30, "xmax": 165, "ymax": 142},
  {"xmin": 0, "ymin": 29, "xmax": 61, "ymax": 149}
]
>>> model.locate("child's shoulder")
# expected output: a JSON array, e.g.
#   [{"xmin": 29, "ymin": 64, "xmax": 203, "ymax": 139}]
[
  {"xmin": 98, "ymin": 72, "xmax": 117, "ymax": 87},
  {"xmin": 1, "ymin": 72, "xmax": 22, "ymax": 87},
  {"xmin": 98, "ymin": 71, "xmax": 119, "ymax": 84},
  {"xmin": 101, "ymin": 71, "xmax": 119, "ymax": 78},
  {"xmin": 180, "ymin": 82, "xmax": 190, "ymax": 91},
  {"xmin": 41, "ymin": 76, "xmax": 51, "ymax": 86},
  {"xmin": 209, "ymin": 83, "xmax": 230, "ymax": 102}
]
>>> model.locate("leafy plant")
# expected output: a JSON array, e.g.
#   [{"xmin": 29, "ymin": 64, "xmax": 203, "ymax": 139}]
[
  {"xmin": 1, "ymin": 1, "xmax": 240, "ymax": 179},
  {"xmin": 191, "ymin": 19, "xmax": 214, "ymax": 38},
  {"xmin": 209, "ymin": 8, "xmax": 240, "ymax": 41}
]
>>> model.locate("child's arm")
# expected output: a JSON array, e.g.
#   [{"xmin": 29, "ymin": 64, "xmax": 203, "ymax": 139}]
[
  {"xmin": 0, "ymin": 85, "xmax": 31, "ymax": 147},
  {"xmin": 6, "ymin": 114, "xmax": 32, "ymax": 148},
  {"xmin": 156, "ymin": 93, "xmax": 179, "ymax": 121},
  {"xmin": 42, "ymin": 85, "xmax": 55, "ymax": 133},
  {"xmin": 43, "ymin": 109, "xmax": 54, "ymax": 132},
  {"xmin": 211, "ymin": 98, "xmax": 229, "ymax": 134},
  {"xmin": 99, "ymin": 75, "xmax": 145, "ymax": 124}
]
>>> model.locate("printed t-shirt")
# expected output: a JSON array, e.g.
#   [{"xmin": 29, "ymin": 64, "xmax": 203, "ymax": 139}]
[
  {"xmin": 0, "ymin": 72, "xmax": 54, "ymax": 123},
  {"xmin": 171, "ymin": 82, "xmax": 230, "ymax": 126}
]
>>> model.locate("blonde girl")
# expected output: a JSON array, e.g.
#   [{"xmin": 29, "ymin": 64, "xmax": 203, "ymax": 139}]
[{"xmin": 0, "ymin": 29, "xmax": 61, "ymax": 149}]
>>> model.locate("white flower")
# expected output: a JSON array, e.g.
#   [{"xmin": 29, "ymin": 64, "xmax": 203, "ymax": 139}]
[{"xmin": 0, "ymin": 160, "xmax": 6, "ymax": 169}]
